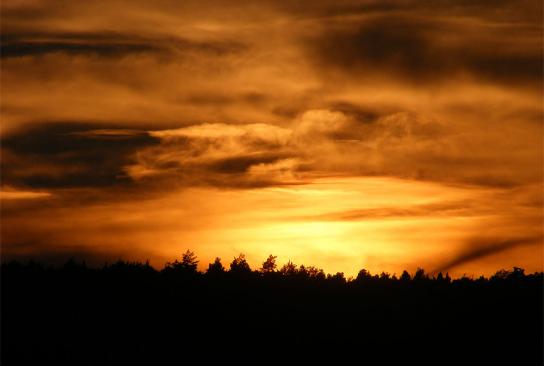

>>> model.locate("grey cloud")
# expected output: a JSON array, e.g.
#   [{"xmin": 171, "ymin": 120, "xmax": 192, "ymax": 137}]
[
  {"xmin": 291, "ymin": 200, "xmax": 483, "ymax": 222},
  {"xmin": 1, "ymin": 32, "xmax": 246, "ymax": 59},
  {"xmin": 434, "ymin": 236, "xmax": 543, "ymax": 273},
  {"xmin": 211, "ymin": 104, "xmax": 529, "ymax": 186},
  {"xmin": 1, "ymin": 122, "xmax": 160, "ymax": 189},
  {"xmin": 308, "ymin": 15, "xmax": 543, "ymax": 86},
  {"xmin": 207, "ymin": 153, "xmax": 292, "ymax": 174},
  {"xmin": 334, "ymin": 102, "xmax": 394, "ymax": 122},
  {"xmin": 127, "ymin": 125, "xmax": 298, "ymax": 189},
  {"xmin": 120, "ymin": 107, "xmax": 540, "ymax": 191},
  {"xmin": 278, "ymin": 0, "xmax": 542, "ymax": 24},
  {"xmin": 183, "ymin": 92, "xmax": 269, "ymax": 108}
]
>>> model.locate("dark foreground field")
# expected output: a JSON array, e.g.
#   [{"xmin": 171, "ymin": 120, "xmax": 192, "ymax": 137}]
[{"xmin": 2, "ymin": 255, "xmax": 543, "ymax": 365}]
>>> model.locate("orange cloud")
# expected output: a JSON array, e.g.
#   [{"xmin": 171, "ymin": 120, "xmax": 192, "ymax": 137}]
[{"xmin": 1, "ymin": 0, "xmax": 542, "ymax": 275}]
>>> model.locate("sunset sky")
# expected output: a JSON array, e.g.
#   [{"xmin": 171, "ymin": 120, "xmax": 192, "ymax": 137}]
[{"xmin": 1, "ymin": 0, "xmax": 542, "ymax": 277}]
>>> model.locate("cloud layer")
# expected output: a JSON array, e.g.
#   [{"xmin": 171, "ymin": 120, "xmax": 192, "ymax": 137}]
[{"xmin": 1, "ymin": 0, "xmax": 542, "ymax": 274}]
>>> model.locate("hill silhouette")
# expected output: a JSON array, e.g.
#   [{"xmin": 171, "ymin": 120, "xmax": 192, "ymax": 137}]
[{"xmin": 2, "ymin": 251, "xmax": 542, "ymax": 365}]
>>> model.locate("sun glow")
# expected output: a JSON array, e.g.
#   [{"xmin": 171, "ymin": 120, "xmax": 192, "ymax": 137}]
[{"xmin": 140, "ymin": 177, "xmax": 535, "ymax": 276}]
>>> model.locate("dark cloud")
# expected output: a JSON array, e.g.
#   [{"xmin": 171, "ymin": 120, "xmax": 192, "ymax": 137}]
[
  {"xmin": 309, "ymin": 15, "xmax": 543, "ymax": 85},
  {"xmin": 0, "ymin": 121, "xmax": 299, "ymax": 191},
  {"xmin": 1, "ymin": 40, "xmax": 155, "ymax": 59},
  {"xmin": 1, "ymin": 31, "xmax": 246, "ymax": 58},
  {"xmin": 1, "ymin": 122, "xmax": 160, "ymax": 188},
  {"xmin": 129, "ymin": 151, "xmax": 298, "ymax": 189},
  {"xmin": 183, "ymin": 92, "xmax": 269, "ymax": 107},
  {"xmin": 326, "ymin": 101, "xmax": 386, "ymax": 123},
  {"xmin": 208, "ymin": 153, "xmax": 291, "ymax": 174},
  {"xmin": 278, "ymin": 0, "xmax": 542, "ymax": 25},
  {"xmin": 309, "ymin": 200, "xmax": 477, "ymax": 221},
  {"xmin": 434, "ymin": 236, "xmax": 542, "ymax": 273},
  {"xmin": 288, "ymin": 197, "xmax": 538, "ymax": 225}
]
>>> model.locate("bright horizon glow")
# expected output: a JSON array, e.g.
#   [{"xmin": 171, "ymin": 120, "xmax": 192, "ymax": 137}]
[{"xmin": 3, "ymin": 177, "xmax": 540, "ymax": 277}]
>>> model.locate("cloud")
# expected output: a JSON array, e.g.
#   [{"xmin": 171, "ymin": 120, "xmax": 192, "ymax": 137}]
[
  {"xmin": 5, "ymin": 104, "xmax": 539, "ymax": 192},
  {"xmin": 434, "ymin": 236, "xmax": 543, "ymax": 273},
  {"xmin": 126, "ymin": 123, "xmax": 299, "ymax": 188},
  {"xmin": 1, "ymin": 122, "xmax": 160, "ymax": 188},
  {"xmin": 276, "ymin": 0, "xmax": 542, "ymax": 23},
  {"xmin": 303, "ymin": 200, "xmax": 478, "ymax": 221},
  {"xmin": 1, "ymin": 90, "xmax": 541, "ymax": 198},
  {"xmin": 0, "ymin": 187, "xmax": 52, "ymax": 200},
  {"xmin": 1, "ymin": 31, "xmax": 246, "ymax": 59},
  {"xmin": 308, "ymin": 15, "xmax": 543, "ymax": 86}
]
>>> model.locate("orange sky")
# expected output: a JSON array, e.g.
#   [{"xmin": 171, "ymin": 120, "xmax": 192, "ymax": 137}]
[{"xmin": 1, "ymin": 0, "xmax": 543, "ymax": 276}]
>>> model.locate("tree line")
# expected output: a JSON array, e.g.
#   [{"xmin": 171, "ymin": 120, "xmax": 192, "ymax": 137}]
[
  {"xmin": 2, "ymin": 250, "xmax": 542, "ymax": 365},
  {"xmin": 3, "ymin": 250, "xmax": 539, "ymax": 284}
]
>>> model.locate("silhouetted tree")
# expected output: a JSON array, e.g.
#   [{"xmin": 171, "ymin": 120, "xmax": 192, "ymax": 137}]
[
  {"xmin": 297, "ymin": 264, "xmax": 308, "ymax": 278},
  {"xmin": 207, "ymin": 257, "xmax": 225, "ymax": 276},
  {"xmin": 261, "ymin": 255, "xmax": 277, "ymax": 274},
  {"xmin": 413, "ymin": 268, "xmax": 427, "ymax": 281},
  {"xmin": 355, "ymin": 268, "xmax": 372, "ymax": 282},
  {"xmin": 181, "ymin": 250, "xmax": 199, "ymax": 270},
  {"xmin": 400, "ymin": 270, "xmax": 411, "ymax": 281},
  {"xmin": 510, "ymin": 267, "xmax": 525, "ymax": 280},
  {"xmin": 305, "ymin": 266, "xmax": 326, "ymax": 280},
  {"xmin": 379, "ymin": 272, "xmax": 391, "ymax": 280},
  {"xmin": 164, "ymin": 250, "xmax": 199, "ymax": 275},
  {"xmin": 229, "ymin": 253, "xmax": 251, "ymax": 274},
  {"xmin": 280, "ymin": 261, "xmax": 297, "ymax": 276},
  {"xmin": 327, "ymin": 272, "xmax": 346, "ymax": 284},
  {"xmin": 104, "ymin": 260, "xmax": 156, "ymax": 277},
  {"xmin": 491, "ymin": 267, "xmax": 526, "ymax": 281},
  {"xmin": 63, "ymin": 258, "xmax": 87, "ymax": 272}
]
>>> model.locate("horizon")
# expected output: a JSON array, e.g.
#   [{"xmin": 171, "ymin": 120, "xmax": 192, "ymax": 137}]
[{"xmin": 3, "ymin": 254, "xmax": 541, "ymax": 281}]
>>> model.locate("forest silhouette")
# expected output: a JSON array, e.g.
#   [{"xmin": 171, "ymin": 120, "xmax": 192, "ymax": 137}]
[{"xmin": 2, "ymin": 251, "xmax": 543, "ymax": 365}]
